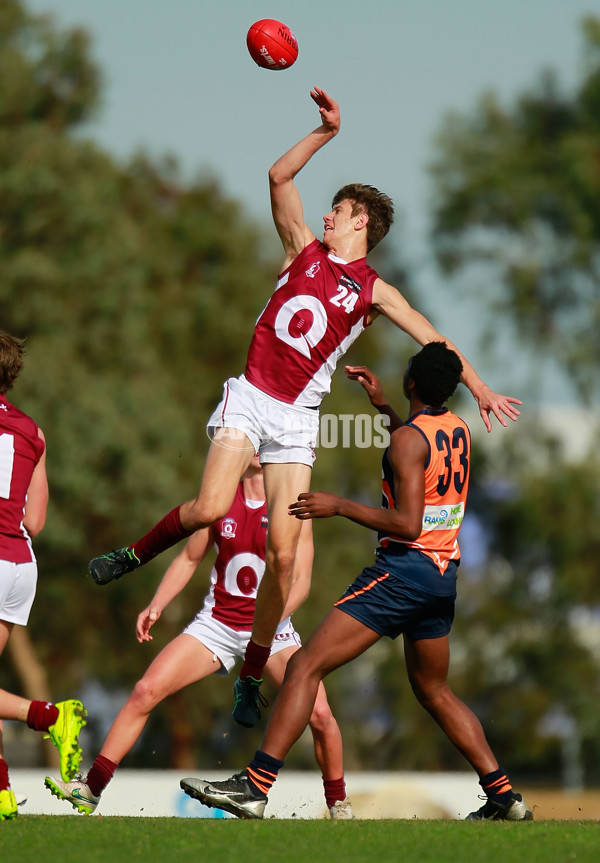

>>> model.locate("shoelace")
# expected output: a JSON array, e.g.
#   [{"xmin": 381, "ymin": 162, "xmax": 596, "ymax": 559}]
[{"xmin": 256, "ymin": 689, "xmax": 268, "ymax": 709}]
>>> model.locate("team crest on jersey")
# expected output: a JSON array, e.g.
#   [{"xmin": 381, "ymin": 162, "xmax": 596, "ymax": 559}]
[
  {"xmin": 261, "ymin": 515, "xmax": 269, "ymax": 528},
  {"xmin": 220, "ymin": 518, "xmax": 237, "ymax": 539},
  {"xmin": 339, "ymin": 273, "xmax": 362, "ymax": 294},
  {"xmin": 305, "ymin": 261, "xmax": 321, "ymax": 278}
]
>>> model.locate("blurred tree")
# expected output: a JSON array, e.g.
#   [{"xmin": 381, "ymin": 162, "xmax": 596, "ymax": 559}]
[{"xmin": 429, "ymin": 16, "xmax": 600, "ymax": 401}]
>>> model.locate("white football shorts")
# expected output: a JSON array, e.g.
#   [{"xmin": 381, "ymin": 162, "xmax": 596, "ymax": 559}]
[
  {"xmin": 0, "ymin": 559, "xmax": 38, "ymax": 626},
  {"xmin": 206, "ymin": 375, "xmax": 318, "ymax": 467},
  {"xmin": 182, "ymin": 609, "xmax": 302, "ymax": 675}
]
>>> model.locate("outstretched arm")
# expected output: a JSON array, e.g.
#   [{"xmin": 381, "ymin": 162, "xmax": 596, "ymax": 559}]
[
  {"xmin": 269, "ymin": 87, "xmax": 340, "ymax": 269},
  {"xmin": 344, "ymin": 364, "xmax": 403, "ymax": 432},
  {"xmin": 371, "ymin": 279, "xmax": 522, "ymax": 432},
  {"xmin": 136, "ymin": 527, "xmax": 214, "ymax": 642},
  {"xmin": 289, "ymin": 427, "xmax": 427, "ymax": 540}
]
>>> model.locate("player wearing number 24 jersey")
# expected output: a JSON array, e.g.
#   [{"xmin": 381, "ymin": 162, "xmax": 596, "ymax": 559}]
[{"xmin": 245, "ymin": 239, "xmax": 378, "ymax": 407}]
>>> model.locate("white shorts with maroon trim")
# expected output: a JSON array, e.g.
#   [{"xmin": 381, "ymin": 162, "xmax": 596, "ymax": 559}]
[
  {"xmin": 182, "ymin": 609, "xmax": 302, "ymax": 676},
  {"xmin": 206, "ymin": 375, "xmax": 318, "ymax": 467},
  {"xmin": 0, "ymin": 559, "xmax": 37, "ymax": 626}
]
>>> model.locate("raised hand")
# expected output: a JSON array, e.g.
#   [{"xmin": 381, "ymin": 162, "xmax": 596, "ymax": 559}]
[{"xmin": 310, "ymin": 87, "xmax": 340, "ymax": 135}]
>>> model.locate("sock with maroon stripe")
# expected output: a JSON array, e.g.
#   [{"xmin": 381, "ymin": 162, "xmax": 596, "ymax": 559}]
[
  {"xmin": 0, "ymin": 758, "xmax": 10, "ymax": 791},
  {"xmin": 26, "ymin": 700, "xmax": 59, "ymax": 731},
  {"xmin": 131, "ymin": 505, "xmax": 189, "ymax": 565},
  {"xmin": 239, "ymin": 639, "xmax": 271, "ymax": 682},
  {"xmin": 246, "ymin": 750, "xmax": 284, "ymax": 797},
  {"xmin": 480, "ymin": 767, "xmax": 513, "ymax": 803},
  {"xmin": 86, "ymin": 754, "xmax": 118, "ymax": 797},
  {"xmin": 323, "ymin": 775, "xmax": 347, "ymax": 807}
]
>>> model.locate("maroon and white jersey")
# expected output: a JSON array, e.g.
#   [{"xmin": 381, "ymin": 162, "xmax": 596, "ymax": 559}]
[
  {"xmin": 245, "ymin": 239, "xmax": 378, "ymax": 407},
  {"xmin": 202, "ymin": 482, "xmax": 269, "ymax": 631},
  {"xmin": 0, "ymin": 395, "xmax": 45, "ymax": 564}
]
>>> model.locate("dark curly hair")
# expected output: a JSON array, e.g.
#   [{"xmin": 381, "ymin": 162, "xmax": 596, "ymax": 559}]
[
  {"xmin": 0, "ymin": 331, "xmax": 25, "ymax": 394},
  {"xmin": 331, "ymin": 183, "xmax": 394, "ymax": 252},
  {"xmin": 408, "ymin": 341, "xmax": 463, "ymax": 407}
]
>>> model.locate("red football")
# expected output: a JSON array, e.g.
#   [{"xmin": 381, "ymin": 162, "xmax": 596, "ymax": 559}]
[{"xmin": 246, "ymin": 19, "xmax": 298, "ymax": 70}]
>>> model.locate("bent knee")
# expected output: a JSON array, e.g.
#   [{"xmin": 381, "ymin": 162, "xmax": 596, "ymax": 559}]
[
  {"xmin": 131, "ymin": 677, "xmax": 161, "ymax": 711},
  {"xmin": 308, "ymin": 700, "xmax": 335, "ymax": 733},
  {"xmin": 411, "ymin": 679, "xmax": 450, "ymax": 710},
  {"xmin": 186, "ymin": 497, "xmax": 230, "ymax": 528}
]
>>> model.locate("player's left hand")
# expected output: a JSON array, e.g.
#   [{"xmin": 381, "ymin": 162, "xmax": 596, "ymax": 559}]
[
  {"xmin": 289, "ymin": 491, "xmax": 340, "ymax": 519},
  {"xmin": 475, "ymin": 386, "xmax": 522, "ymax": 433}
]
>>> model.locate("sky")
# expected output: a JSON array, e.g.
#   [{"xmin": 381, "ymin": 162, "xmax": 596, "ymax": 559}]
[{"xmin": 24, "ymin": 0, "xmax": 597, "ymax": 409}]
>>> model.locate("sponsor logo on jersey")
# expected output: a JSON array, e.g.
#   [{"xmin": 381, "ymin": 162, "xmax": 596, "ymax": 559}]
[
  {"xmin": 339, "ymin": 273, "xmax": 362, "ymax": 294},
  {"xmin": 305, "ymin": 261, "xmax": 321, "ymax": 278},
  {"xmin": 221, "ymin": 518, "xmax": 237, "ymax": 539},
  {"xmin": 261, "ymin": 515, "xmax": 269, "ymax": 528},
  {"xmin": 422, "ymin": 502, "xmax": 464, "ymax": 531}
]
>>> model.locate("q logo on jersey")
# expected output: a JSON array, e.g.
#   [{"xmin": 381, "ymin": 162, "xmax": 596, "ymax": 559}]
[
  {"xmin": 274, "ymin": 295, "xmax": 327, "ymax": 359},
  {"xmin": 305, "ymin": 261, "xmax": 321, "ymax": 279},
  {"xmin": 221, "ymin": 518, "xmax": 237, "ymax": 539},
  {"xmin": 224, "ymin": 552, "xmax": 265, "ymax": 598}
]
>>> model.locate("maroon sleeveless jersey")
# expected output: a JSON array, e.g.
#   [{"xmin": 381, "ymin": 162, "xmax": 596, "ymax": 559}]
[
  {"xmin": 0, "ymin": 395, "xmax": 45, "ymax": 563},
  {"xmin": 201, "ymin": 483, "xmax": 269, "ymax": 631},
  {"xmin": 244, "ymin": 239, "xmax": 378, "ymax": 407}
]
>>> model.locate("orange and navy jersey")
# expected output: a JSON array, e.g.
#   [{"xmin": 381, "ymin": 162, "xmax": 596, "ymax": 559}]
[{"xmin": 379, "ymin": 407, "xmax": 470, "ymax": 575}]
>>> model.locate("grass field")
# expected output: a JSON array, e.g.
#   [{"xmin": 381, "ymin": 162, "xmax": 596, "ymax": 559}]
[{"xmin": 2, "ymin": 816, "xmax": 600, "ymax": 863}]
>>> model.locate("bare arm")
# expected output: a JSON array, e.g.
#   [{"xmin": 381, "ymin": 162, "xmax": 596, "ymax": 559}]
[
  {"xmin": 289, "ymin": 427, "xmax": 426, "ymax": 540},
  {"xmin": 280, "ymin": 519, "xmax": 314, "ymax": 620},
  {"xmin": 371, "ymin": 278, "xmax": 522, "ymax": 432},
  {"xmin": 23, "ymin": 428, "xmax": 48, "ymax": 537},
  {"xmin": 344, "ymin": 364, "xmax": 404, "ymax": 433},
  {"xmin": 136, "ymin": 527, "xmax": 214, "ymax": 643},
  {"xmin": 269, "ymin": 87, "xmax": 340, "ymax": 269}
]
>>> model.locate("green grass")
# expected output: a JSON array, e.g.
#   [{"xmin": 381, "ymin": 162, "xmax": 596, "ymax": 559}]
[{"xmin": 2, "ymin": 816, "xmax": 600, "ymax": 863}]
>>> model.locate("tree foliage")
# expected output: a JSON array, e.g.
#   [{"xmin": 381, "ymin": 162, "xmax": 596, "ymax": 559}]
[{"xmin": 429, "ymin": 16, "xmax": 600, "ymax": 400}]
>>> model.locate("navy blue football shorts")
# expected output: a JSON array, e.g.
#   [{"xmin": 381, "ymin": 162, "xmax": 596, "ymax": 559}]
[{"xmin": 333, "ymin": 546, "xmax": 457, "ymax": 641}]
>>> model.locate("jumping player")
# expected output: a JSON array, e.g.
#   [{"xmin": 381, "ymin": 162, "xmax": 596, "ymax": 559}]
[
  {"xmin": 179, "ymin": 344, "xmax": 532, "ymax": 822},
  {"xmin": 88, "ymin": 87, "xmax": 522, "ymax": 729},
  {"xmin": 45, "ymin": 456, "xmax": 353, "ymax": 819},
  {"xmin": 0, "ymin": 331, "xmax": 87, "ymax": 822}
]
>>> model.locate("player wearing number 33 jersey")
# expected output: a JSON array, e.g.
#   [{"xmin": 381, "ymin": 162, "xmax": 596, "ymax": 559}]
[{"xmin": 379, "ymin": 408, "xmax": 470, "ymax": 577}]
